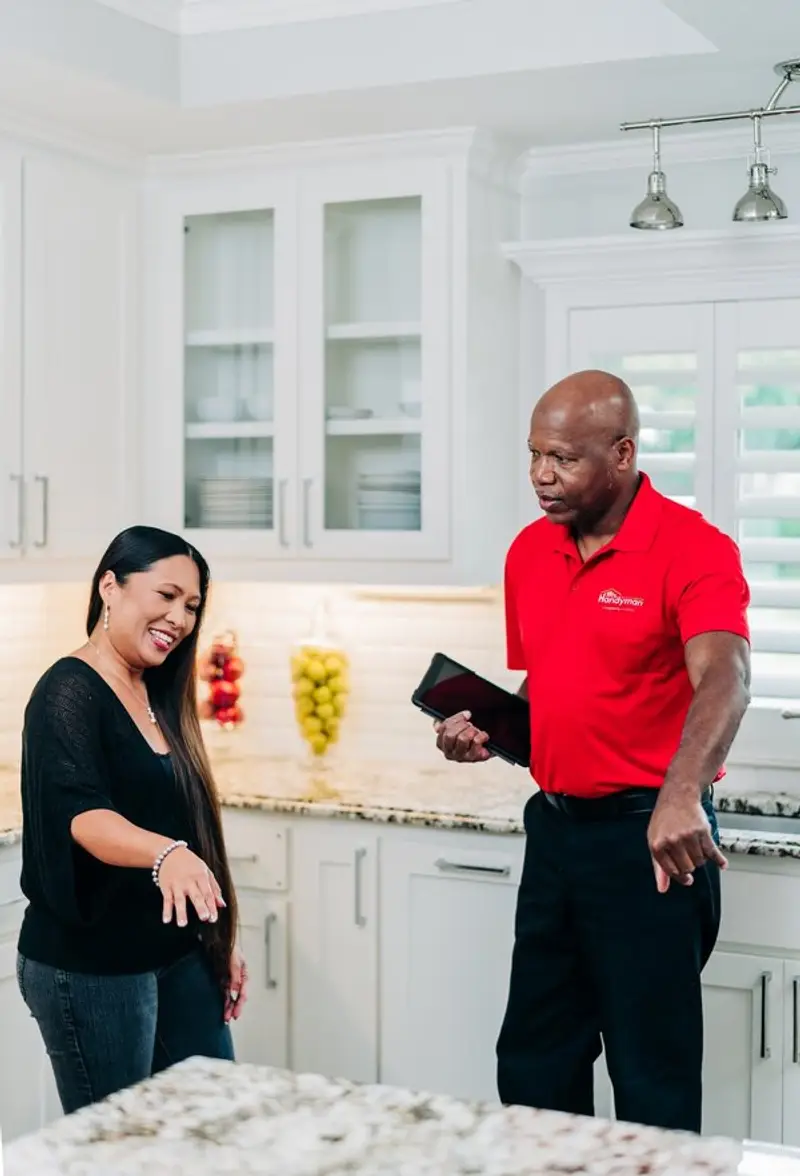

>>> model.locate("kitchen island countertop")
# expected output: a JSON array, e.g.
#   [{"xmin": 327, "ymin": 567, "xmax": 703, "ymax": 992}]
[{"xmin": 3, "ymin": 1055, "xmax": 759, "ymax": 1176}]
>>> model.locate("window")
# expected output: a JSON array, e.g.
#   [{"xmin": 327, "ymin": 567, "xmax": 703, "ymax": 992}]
[{"xmin": 568, "ymin": 299, "xmax": 800, "ymax": 704}]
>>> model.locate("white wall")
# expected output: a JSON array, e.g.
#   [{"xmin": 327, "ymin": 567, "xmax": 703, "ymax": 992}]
[{"xmin": 521, "ymin": 140, "xmax": 800, "ymax": 240}]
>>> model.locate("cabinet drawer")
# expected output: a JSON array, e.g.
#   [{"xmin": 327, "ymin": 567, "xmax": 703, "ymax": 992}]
[
  {"xmin": 720, "ymin": 868, "xmax": 800, "ymax": 953},
  {"xmin": 223, "ymin": 810, "xmax": 288, "ymax": 891}
]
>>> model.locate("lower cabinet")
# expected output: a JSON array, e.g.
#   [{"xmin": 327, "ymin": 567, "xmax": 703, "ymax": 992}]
[
  {"xmin": 379, "ymin": 833, "xmax": 520, "ymax": 1101},
  {"xmin": 289, "ymin": 822, "xmax": 379, "ymax": 1084},
  {"xmin": 701, "ymin": 951, "xmax": 784, "ymax": 1142},
  {"xmin": 0, "ymin": 855, "xmax": 54, "ymax": 1144},
  {"xmin": 231, "ymin": 891, "xmax": 289, "ymax": 1069}
]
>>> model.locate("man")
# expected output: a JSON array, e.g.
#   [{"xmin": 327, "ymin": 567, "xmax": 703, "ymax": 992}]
[{"xmin": 434, "ymin": 370, "xmax": 751, "ymax": 1134}]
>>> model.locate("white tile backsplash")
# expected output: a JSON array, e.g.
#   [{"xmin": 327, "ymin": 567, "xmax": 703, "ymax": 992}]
[{"xmin": 0, "ymin": 581, "xmax": 514, "ymax": 774}]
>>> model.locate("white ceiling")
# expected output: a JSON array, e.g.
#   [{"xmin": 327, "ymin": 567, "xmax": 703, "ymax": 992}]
[
  {"xmin": 0, "ymin": 0, "xmax": 797, "ymax": 155},
  {"xmin": 94, "ymin": 0, "xmax": 467, "ymax": 35}
]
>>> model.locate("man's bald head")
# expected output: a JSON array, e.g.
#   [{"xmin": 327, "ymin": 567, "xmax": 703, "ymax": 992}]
[
  {"xmin": 527, "ymin": 370, "xmax": 641, "ymax": 533},
  {"xmin": 532, "ymin": 370, "xmax": 639, "ymax": 448}
]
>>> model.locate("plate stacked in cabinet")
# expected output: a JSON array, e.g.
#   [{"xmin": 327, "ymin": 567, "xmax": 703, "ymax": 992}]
[
  {"xmin": 356, "ymin": 470, "xmax": 420, "ymax": 531},
  {"xmin": 198, "ymin": 478, "xmax": 273, "ymax": 529}
]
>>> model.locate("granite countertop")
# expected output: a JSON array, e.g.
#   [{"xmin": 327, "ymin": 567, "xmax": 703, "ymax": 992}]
[
  {"xmin": 3, "ymin": 750, "xmax": 800, "ymax": 859},
  {"xmin": 3, "ymin": 1055, "xmax": 759, "ymax": 1176}
]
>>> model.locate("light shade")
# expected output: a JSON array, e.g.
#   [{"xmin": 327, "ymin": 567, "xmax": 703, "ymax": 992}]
[
  {"xmin": 630, "ymin": 170, "xmax": 684, "ymax": 230},
  {"xmin": 733, "ymin": 161, "xmax": 788, "ymax": 222}
]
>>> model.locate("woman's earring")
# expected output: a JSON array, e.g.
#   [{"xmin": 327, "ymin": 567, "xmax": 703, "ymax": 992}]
[{"xmin": 103, "ymin": 604, "xmax": 110, "ymax": 632}]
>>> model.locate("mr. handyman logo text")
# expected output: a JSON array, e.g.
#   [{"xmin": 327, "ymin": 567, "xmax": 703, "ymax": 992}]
[{"xmin": 598, "ymin": 588, "xmax": 644, "ymax": 612}]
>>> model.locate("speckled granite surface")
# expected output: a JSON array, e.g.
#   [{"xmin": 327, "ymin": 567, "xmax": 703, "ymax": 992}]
[
  {"xmin": 3, "ymin": 752, "xmax": 800, "ymax": 859},
  {"xmin": 3, "ymin": 1056, "xmax": 748, "ymax": 1176}
]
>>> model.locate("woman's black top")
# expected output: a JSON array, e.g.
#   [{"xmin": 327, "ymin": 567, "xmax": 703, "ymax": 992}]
[{"xmin": 17, "ymin": 657, "xmax": 201, "ymax": 974}]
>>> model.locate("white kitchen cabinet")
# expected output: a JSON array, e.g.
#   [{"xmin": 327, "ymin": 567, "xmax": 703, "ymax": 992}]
[
  {"xmin": 0, "ymin": 851, "xmax": 50, "ymax": 1144},
  {"xmin": 701, "ymin": 951, "xmax": 784, "ymax": 1143},
  {"xmin": 22, "ymin": 154, "xmax": 137, "ymax": 563},
  {"xmin": 289, "ymin": 820, "xmax": 378, "ymax": 1082},
  {"xmin": 0, "ymin": 148, "xmax": 136, "ymax": 570},
  {"xmin": 0, "ymin": 148, "xmax": 23, "ymax": 563},
  {"xmin": 143, "ymin": 134, "xmax": 518, "ymax": 583},
  {"xmin": 231, "ymin": 891, "xmax": 289, "ymax": 1069},
  {"xmin": 380, "ymin": 832, "xmax": 520, "ymax": 1101}
]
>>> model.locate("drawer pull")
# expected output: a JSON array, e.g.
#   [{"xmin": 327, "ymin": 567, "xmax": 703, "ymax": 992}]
[
  {"xmin": 434, "ymin": 858, "xmax": 511, "ymax": 878},
  {"xmin": 758, "ymin": 971, "xmax": 772, "ymax": 1060},
  {"xmin": 264, "ymin": 912, "xmax": 277, "ymax": 989},
  {"xmin": 354, "ymin": 848, "xmax": 367, "ymax": 927},
  {"xmin": 229, "ymin": 854, "xmax": 259, "ymax": 864},
  {"xmin": 0, "ymin": 896, "xmax": 24, "ymax": 910}
]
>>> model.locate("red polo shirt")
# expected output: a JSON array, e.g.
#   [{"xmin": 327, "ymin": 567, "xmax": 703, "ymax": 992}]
[{"xmin": 504, "ymin": 474, "xmax": 750, "ymax": 798}]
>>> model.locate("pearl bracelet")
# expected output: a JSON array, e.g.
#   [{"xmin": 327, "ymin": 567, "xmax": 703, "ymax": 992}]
[{"xmin": 152, "ymin": 839, "xmax": 188, "ymax": 887}]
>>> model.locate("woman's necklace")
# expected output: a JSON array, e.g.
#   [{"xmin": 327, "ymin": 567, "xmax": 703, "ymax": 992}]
[{"xmin": 86, "ymin": 640, "xmax": 158, "ymax": 726}]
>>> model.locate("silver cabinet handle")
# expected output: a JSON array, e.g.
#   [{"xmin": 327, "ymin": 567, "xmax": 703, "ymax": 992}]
[
  {"xmin": 33, "ymin": 475, "xmax": 48, "ymax": 548},
  {"xmin": 277, "ymin": 478, "xmax": 289, "ymax": 547},
  {"xmin": 434, "ymin": 858, "xmax": 511, "ymax": 878},
  {"xmin": 354, "ymin": 847, "xmax": 367, "ymax": 927},
  {"xmin": 302, "ymin": 477, "xmax": 313, "ymax": 548},
  {"xmin": 782, "ymin": 710, "xmax": 800, "ymax": 719},
  {"xmin": 9, "ymin": 474, "xmax": 23, "ymax": 549},
  {"xmin": 793, "ymin": 978, "xmax": 800, "ymax": 1065},
  {"xmin": 229, "ymin": 853, "xmax": 259, "ymax": 864},
  {"xmin": 0, "ymin": 896, "xmax": 24, "ymax": 909},
  {"xmin": 264, "ymin": 912, "xmax": 277, "ymax": 989},
  {"xmin": 758, "ymin": 971, "xmax": 772, "ymax": 1060}
]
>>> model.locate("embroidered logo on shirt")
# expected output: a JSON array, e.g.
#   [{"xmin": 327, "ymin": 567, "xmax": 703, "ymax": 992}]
[{"xmin": 598, "ymin": 587, "xmax": 644, "ymax": 612}]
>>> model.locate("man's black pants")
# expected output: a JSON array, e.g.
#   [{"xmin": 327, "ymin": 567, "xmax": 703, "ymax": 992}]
[{"xmin": 496, "ymin": 789, "xmax": 720, "ymax": 1132}]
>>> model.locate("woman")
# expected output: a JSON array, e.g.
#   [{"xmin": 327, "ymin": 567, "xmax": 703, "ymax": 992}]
[{"xmin": 16, "ymin": 525, "xmax": 247, "ymax": 1114}]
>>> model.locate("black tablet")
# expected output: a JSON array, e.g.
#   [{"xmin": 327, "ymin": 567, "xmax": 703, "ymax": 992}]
[{"xmin": 412, "ymin": 652, "xmax": 530, "ymax": 768}]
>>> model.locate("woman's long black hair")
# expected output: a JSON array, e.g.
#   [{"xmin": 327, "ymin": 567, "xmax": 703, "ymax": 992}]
[{"xmin": 87, "ymin": 525, "xmax": 237, "ymax": 989}]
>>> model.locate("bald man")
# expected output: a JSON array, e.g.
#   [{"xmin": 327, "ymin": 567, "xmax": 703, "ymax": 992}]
[{"xmin": 434, "ymin": 370, "xmax": 751, "ymax": 1133}]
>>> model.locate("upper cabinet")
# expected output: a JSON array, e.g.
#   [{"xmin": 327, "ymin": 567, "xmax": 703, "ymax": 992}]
[
  {"xmin": 142, "ymin": 139, "xmax": 519, "ymax": 584},
  {"xmin": 0, "ymin": 146, "xmax": 137, "ymax": 574}
]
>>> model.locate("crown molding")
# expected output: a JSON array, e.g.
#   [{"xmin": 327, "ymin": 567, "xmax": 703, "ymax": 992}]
[
  {"xmin": 91, "ymin": 0, "xmax": 181, "ymax": 32},
  {"xmin": 91, "ymin": 0, "xmax": 463, "ymax": 33},
  {"xmin": 0, "ymin": 104, "xmax": 142, "ymax": 172},
  {"xmin": 181, "ymin": 0, "xmax": 464, "ymax": 33},
  {"xmin": 146, "ymin": 126, "xmax": 484, "ymax": 178},
  {"xmin": 503, "ymin": 224, "xmax": 800, "ymax": 286},
  {"xmin": 518, "ymin": 119, "xmax": 800, "ymax": 185}
]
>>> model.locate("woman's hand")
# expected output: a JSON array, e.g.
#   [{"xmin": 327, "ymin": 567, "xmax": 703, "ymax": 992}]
[
  {"xmin": 224, "ymin": 946, "xmax": 249, "ymax": 1023},
  {"xmin": 158, "ymin": 845, "xmax": 226, "ymax": 927}
]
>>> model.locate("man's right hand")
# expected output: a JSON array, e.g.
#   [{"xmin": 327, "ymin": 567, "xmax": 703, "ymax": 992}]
[{"xmin": 434, "ymin": 711, "xmax": 493, "ymax": 763}]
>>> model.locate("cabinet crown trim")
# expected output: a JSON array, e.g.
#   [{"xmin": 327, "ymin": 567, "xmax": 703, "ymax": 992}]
[{"xmin": 503, "ymin": 225, "xmax": 800, "ymax": 287}]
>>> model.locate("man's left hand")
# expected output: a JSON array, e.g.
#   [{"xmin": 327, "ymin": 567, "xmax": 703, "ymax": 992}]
[{"xmin": 647, "ymin": 794, "xmax": 728, "ymax": 894}]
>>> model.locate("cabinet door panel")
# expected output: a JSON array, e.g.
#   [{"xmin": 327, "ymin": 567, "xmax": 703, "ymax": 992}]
[
  {"xmin": 380, "ymin": 835, "xmax": 521, "ymax": 1101},
  {"xmin": 298, "ymin": 166, "xmax": 450, "ymax": 563},
  {"xmin": 0, "ymin": 149, "xmax": 23, "ymax": 561},
  {"xmin": 23, "ymin": 155, "xmax": 136, "ymax": 561},
  {"xmin": 231, "ymin": 892, "xmax": 289, "ymax": 1070},
  {"xmin": 290, "ymin": 822, "xmax": 378, "ymax": 1082},
  {"xmin": 701, "ymin": 951, "xmax": 783, "ymax": 1143}
]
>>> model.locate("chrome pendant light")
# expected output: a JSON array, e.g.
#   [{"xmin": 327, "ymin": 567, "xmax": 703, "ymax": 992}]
[
  {"xmin": 629, "ymin": 125, "xmax": 684, "ymax": 230},
  {"xmin": 621, "ymin": 59, "xmax": 800, "ymax": 230},
  {"xmin": 732, "ymin": 115, "xmax": 787, "ymax": 222}
]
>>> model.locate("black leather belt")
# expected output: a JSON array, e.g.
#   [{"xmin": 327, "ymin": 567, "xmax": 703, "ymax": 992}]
[{"xmin": 541, "ymin": 786, "xmax": 713, "ymax": 821}]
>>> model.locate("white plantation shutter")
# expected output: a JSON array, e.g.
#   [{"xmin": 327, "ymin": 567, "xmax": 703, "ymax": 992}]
[
  {"xmin": 568, "ymin": 305, "xmax": 714, "ymax": 516},
  {"xmin": 715, "ymin": 299, "xmax": 800, "ymax": 700},
  {"xmin": 567, "ymin": 299, "xmax": 800, "ymax": 703}
]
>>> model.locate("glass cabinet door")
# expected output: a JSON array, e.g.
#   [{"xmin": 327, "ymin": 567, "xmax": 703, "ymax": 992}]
[
  {"xmin": 183, "ymin": 209, "xmax": 278, "ymax": 540},
  {"xmin": 301, "ymin": 176, "xmax": 449, "ymax": 561}
]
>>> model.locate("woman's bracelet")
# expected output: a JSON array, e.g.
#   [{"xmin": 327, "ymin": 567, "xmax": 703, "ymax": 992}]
[{"xmin": 152, "ymin": 840, "xmax": 188, "ymax": 887}]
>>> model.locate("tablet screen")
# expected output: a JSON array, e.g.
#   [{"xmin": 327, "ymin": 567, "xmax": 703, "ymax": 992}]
[{"xmin": 414, "ymin": 653, "xmax": 530, "ymax": 767}]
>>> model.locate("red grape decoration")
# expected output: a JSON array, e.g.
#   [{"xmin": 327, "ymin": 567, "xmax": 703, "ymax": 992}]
[{"xmin": 198, "ymin": 630, "xmax": 245, "ymax": 729}]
